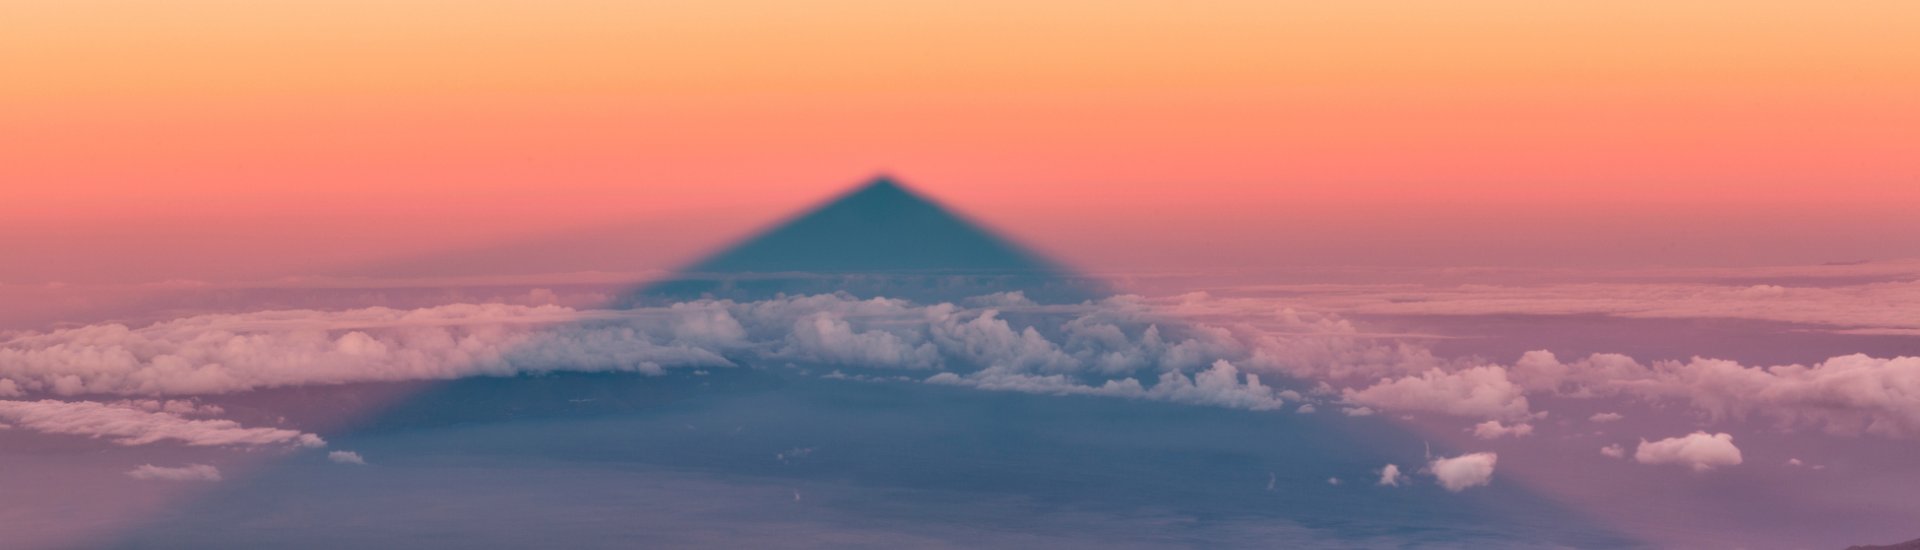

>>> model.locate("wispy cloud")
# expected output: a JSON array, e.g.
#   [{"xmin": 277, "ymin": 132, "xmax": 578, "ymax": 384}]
[
  {"xmin": 126, "ymin": 463, "xmax": 222, "ymax": 482},
  {"xmin": 0, "ymin": 399, "xmax": 323, "ymax": 448}
]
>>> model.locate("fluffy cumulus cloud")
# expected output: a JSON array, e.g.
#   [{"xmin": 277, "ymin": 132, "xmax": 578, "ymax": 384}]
[
  {"xmin": 1428, "ymin": 452, "xmax": 1498, "ymax": 492},
  {"xmin": 126, "ymin": 463, "xmax": 222, "ymax": 482},
  {"xmin": 1161, "ymin": 289, "xmax": 1920, "ymax": 439},
  {"xmin": 1378, "ymin": 464, "xmax": 1404, "ymax": 487},
  {"xmin": 1634, "ymin": 432, "xmax": 1743, "ymax": 471},
  {"xmin": 329, "ymin": 451, "xmax": 367, "ymax": 465},
  {"xmin": 1470, "ymin": 420, "xmax": 1534, "ymax": 439},
  {"xmin": 1341, "ymin": 367, "xmax": 1532, "ymax": 421},
  {"xmin": 1138, "ymin": 360, "xmax": 1289, "ymax": 410},
  {"xmin": 784, "ymin": 312, "xmax": 940, "ymax": 369},
  {"xmin": 0, "ymin": 399, "xmax": 323, "ymax": 448},
  {"xmin": 1601, "ymin": 444, "xmax": 1626, "ymax": 459}
]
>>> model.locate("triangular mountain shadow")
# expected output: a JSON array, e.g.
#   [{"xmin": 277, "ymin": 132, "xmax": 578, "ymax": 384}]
[
  {"xmin": 693, "ymin": 176, "xmax": 1046, "ymax": 273},
  {"xmin": 622, "ymin": 176, "xmax": 1107, "ymax": 306},
  {"xmin": 119, "ymin": 176, "xmax": 1641, "ymax": 549},
  {"xmin": 272, "ymin": 176, "xmax": 1111, "ymax": 432}
]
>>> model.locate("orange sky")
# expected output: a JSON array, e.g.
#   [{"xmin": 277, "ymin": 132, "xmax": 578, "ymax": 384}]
[{"xmin": 4, "ymin": 0, "xmax": 1917, "ymax": 282}]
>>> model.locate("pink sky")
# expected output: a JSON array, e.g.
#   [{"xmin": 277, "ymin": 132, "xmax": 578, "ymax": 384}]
[
  {"xmin": 5, "ymin": 4, "xmax": 1920, "ymax": 548},
  {"xmin": 5, "ymin": 0, "xmax": 1918, "ymax": 284}
]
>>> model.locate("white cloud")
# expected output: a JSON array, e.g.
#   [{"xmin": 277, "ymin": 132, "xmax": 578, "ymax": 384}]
[
  {"xmin": 1341, "ymin": 407, "xmax": 1375, "ymax": 417},
  {"xmin": 1139, "ymin": 360, "xmax": 1286, "ymax": 411},
  {"xmin": 0, "ymin": 303, "xmax": 735, "ymax": 396},
  {"xmin": 1295, "ymin": 404, "xmax": 1316, "ymax": 414},
  {"xmin": 1634, "ymin": 432, "xmax": 1743, "ymax": 472},
  {"xmin": 1784, "ymin": 458, "xmax": 1826, "ymax": 470},
  {"xmin": 328, "ymin": 451, "xmax": 367, "ymax": 465},
  {"xmin": 961, "ymin": 291, "xmax": 1037, "ymax": 308},
  {"xmin": 7, "ymin": 290, "xmax": 1920, "ymax": 446},
  {"xmin": 1600, "ymin": 444, "xmax": 1626, "ymax": 459},
  {"xmin": 0, "ymin": 399, "xmax": 323, "ymax": 448},
  {"xmin": 926, "ymin": 369, "xmax": 1140, "ymax": 398},
  {"xmin": 1342, "ymin": 366, "xmax": 1531, "ymax": 421},
  {"xmin": 1428, "ymin": 452, "xmax": 1498, "ymax": 492},
  {"xmin": 1523, "ymin": 352, "xmax": 1920, "ymax": 438},
  {"xmin": 1157, "ymin": 289, "xmax": 1920, "ymax": 439},
  {"xmin": 126, "ymin": 464, "xmax": 222, "ymax": 482},
  {"xmin": 784, "ymin": 312, "xmax": 940, "ymax": 369},
  {"xmin": 1470, "ymin": 420, "xmax": 1534, "ymax": 439},
  {"xmin": 108, "ymin": 399, "xmax": 225, "ymax": 417},
  {"xmin": 1378, "ymin": 464, "xmax": 1404, "ymax": 487},
  {"xmin": 1589, "ymin": 412, "xmax": 1624, "ymax": 423},
  {"xmin": 925, "ymin": 360, "xmax": 1286, "ymax": 411},
  {"xmin": 0, "ymin": 295, "xmax": 1254, "ymax": 401}
]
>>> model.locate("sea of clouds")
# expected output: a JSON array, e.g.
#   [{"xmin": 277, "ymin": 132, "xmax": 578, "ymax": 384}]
[{"xmin": 2, "ymin": 290, "xmax": 1915, "ymax": 463}]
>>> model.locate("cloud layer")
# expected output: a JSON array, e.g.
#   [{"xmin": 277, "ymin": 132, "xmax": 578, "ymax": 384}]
[
  {"xmin": 1226, "ymin": 275, "xmax": 1920, "ymax": 334},
  {"xmin": 4, "ymin": 292, "xmax": 1918, "ymax": 445}
]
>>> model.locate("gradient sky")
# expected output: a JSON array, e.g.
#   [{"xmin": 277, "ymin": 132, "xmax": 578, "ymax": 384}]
[
  {"xmin": 5, "ymin": 0, "xmax": 1918, "ymax": 283},
  {"xmin": 9, "ymin": 5, "xmax": 1920, "ymax": 548}
]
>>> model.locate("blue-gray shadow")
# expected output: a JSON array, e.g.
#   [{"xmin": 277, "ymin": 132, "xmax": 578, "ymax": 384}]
[{"xmin": 104, "ymin": 176, "xmax": 1645, "ymax": 548}]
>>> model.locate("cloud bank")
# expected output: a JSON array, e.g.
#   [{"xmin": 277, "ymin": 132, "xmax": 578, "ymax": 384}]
[
  {"xmin": 1514, "ymin": 351, "xmax": 1920, "ymax": 438},
  {"xmin": 1236, "ymin": 277, "xmax": 1920, "ymax": 334},
  {"xmin": 3, "ymin": 292, "xmax": 1918, "ymax": 443}
]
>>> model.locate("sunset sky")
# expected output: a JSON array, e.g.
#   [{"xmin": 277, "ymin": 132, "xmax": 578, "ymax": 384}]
[
  {"xmin": 5, "ymin": 3, "xmax": 1920, "ymax": 548},
  {"xmin": 6, "ymin": 0, "xmax": 1917, "ymax": 283}
]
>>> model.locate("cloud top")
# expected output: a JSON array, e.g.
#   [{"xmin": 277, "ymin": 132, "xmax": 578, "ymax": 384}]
[
  {"xmin": 1429, "ymin": 452, "xmax": 1498, "ymax": 492},
  {"xmin": 3, "ymin": 292, "xmax": 1918, "ymax": 445},
  {"xmin": 1635, "ymin": 432, "xmax": 1743, "ymax": 472}
]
